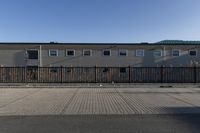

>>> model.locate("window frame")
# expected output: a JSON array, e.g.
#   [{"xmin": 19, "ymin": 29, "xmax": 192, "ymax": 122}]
[
  {"xmin": 189, "ymin": 50, "xmax": 197, "ymax": 56},
  {"xmin": 172, "ymin": 49, "xmax": 181, "ymax": 57},
  {"xmin": 153, "ymin": 49, "xmax": 162, "ymax": 57},
  {"xmin": 66, "ymin": 49, "xmax": 75, "ymax": 56},
  {"xmin": 119, "ymin": 49, "xmax": 128, "ymax": 56},
  {"xmin": 136, "ymin": 49, "xmax": 145, "ymax": 57},
  {"xmin": 83, "ymin": 49, "xmax": 92, "ymax": 56},
  {"xmin": 103, "ymin": 49, "xmax": 111, "ymax": 56},
  {"xmin": 49, "ymin": 49, "xmax": 58, "ymax": 57}
]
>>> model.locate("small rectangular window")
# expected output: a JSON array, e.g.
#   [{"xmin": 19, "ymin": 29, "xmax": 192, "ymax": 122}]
[
  {"xmin": 83, "ymin": 50, "xmax": 92, "ymax": 56},
  {"xmin": 103, "ymin": 68, "xmax": 109, "ymax": 73},
  {"xmin": 49, "ymin": 67, "xmax": 59, "ymax": 73},
  {"xmin": 27, "ymin": 50, "xmax": 38, "ymax": 59},
  {"xmin": 66, "ymin": 49, "xmax": 75, "ymax": 56},
  {"xmin": 83, "ymin": 68, "xmax": 90, "ymax": 72},
  {"xmin": 49, "ymin": 50, "xmax": 58, "ymax": 57},
  {"xmin": 119, "ymin": 49, "xmax": 128, "ymax": 56},
  {"xmin": 120, "ymin": 68, "xmax": 127, "ymax": 73},
  {"xmin": 103, "ymin": 50, "xmax": 111, "ymax": 56},
  {"xmin": 172, "ymin": 49, "xmax": 180, "ymax": 56},
  {"xmin": 189, "ymin": 50, "xmax": 197, "ymax": 56},
  {"xmin": 136, "ymin": 50, "xmax": 144, "ymax": 57},
  {"xmin": 153, "ymin": 50, "xmax": 162, "ymax": 57},
  {"xmin": 27, "ymin": 66, "xmax": 38, "ymax": 70},
  {"xmin": 66, "ymin": 68, "xmax": 72, "ymax": 73}
]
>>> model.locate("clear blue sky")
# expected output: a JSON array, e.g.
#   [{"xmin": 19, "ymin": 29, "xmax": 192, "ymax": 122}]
[{"xmin": 0, "ymin": 0, "xmax": 200, "ymax": 43}]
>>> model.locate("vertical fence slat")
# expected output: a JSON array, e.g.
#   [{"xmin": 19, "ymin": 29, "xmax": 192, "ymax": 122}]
[{"xmin": 194, "ymin": 66, "xmax": 197, "ymax": 83}]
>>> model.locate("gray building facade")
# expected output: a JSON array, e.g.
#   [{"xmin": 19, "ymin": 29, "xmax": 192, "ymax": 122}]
[{"xmin": 0, "ymin": 40, "xmax": 200, "ymax": 67}]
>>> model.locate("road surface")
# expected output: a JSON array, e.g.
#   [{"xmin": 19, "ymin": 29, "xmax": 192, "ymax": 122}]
[{"xmin": 1, "ymin": 86, "xmax": 200, "ymax": 133}]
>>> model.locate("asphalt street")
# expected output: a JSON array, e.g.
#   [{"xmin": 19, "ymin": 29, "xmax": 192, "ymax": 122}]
[
  {"xmin": 1, "ymin": 86, "xmax": 200, "ymax": 133},
  {"xmin": 1, "ymin": 114, "xmax": 200, "ymax": 133}
]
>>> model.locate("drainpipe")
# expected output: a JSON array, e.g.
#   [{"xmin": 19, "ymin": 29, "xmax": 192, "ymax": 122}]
[
  {"xmin": 39, "ymin": 45, "xmax": 42, "ymax": 67},
  {"xmin": 24, "ymin": 49, "xmax": 28, "ymax": 67},
  {"xmin": 163, "ymin": 46, "xmax": 166, "ymax": 66}
]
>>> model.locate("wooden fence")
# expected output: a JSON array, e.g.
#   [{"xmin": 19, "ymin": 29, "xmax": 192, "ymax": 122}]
[{"xmin": 0, "ymin": 67, "xmax": 199, "ymax": 83}]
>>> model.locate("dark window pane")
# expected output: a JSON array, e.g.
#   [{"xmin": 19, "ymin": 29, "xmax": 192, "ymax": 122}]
[
  {"xmin": 27, "ymin": 50, "xmax": 38, "ymax": 59},
  {"xmin": 103, "ymin": 50, "xmax": 110, "ymax": 56},
  {"xmin": 50, "ymin": 68, "xmax": 59, "ymax": 73},
  {"xmin": 103, "ymin": 68, "xmax": 109, "ymax": 72},
  {"xmin": 120, "ymin": 68, "xmax": 127, "ymax": 73},
  {"xmin": 84, "ymin": 50, "xmax": 91, "ymax": 56},
  {"xmin": 190, "ymin": 51, "xmax": 197, "ymax": 56},
  {"xmin": 119, "ymin": 50, "xmax": 127, "ymax": 56},
  {"xmin": 67, "ymin": 68, "xmax": 71, "ymax": 73},
  {"xmin": 27, "ymin": 66, "xmax": 38, "ymax": 70},
  {"xmin": 119, "ymin": 52, "xmax": 127, "ymax": 56},
  {"xmin": 67, "ymin": 51, "xmax": 74, "ymax": 56}
]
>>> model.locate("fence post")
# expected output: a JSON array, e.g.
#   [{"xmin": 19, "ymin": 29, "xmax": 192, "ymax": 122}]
[
  {"xmin": 161, "ymin": 65, "xmax": 164, "ymax": 83},
  {"xmin": 24, "ymin": 67, "xmax": 27, "ymax": 84},
  {"xmin": 60, "ymin": 66, "xmax": 63, "ymax": 83},
  {"xmin": 129, "ymin": 66, "xmax": 131, "ymax": 83},
  {"xmin": 94, "ymin": 66, "xmax": 97, "ymax": 83},
  {"xmin": 194, "ymin": 66, "xmax": 197, "ymax": 83}
]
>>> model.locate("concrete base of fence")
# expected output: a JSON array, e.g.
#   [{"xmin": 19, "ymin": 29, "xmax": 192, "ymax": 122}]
[{"xmin": 0, "ymin": 83, "xmax": 200, "ymax": 88}]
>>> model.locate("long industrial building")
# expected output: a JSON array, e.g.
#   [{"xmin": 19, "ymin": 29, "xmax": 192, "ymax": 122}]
[{"xmin": 0, "ymin": 40, "xmax": 200, "ymax": 67}]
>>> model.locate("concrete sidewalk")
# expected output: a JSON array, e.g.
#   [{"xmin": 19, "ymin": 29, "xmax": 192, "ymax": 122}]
[{"xmin": 1, "ymin": 87, "xmax": 200, "ymax": 116}]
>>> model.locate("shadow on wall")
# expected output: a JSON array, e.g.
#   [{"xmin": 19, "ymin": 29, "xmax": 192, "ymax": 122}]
[
  {"xmin": 12, "ymin": 49, "xmax": 199, "ymax": 67},
  {"xmin": 136, "ymin": 52, "xmax": 199, "ymax": 67},
  {"xmin": 14, "ymin": 51, "xmax": 26, "ymax": 66},
  {"xmin": 157, "ymin": 54, "xmax": 199, "ymax": 67},
  {"xmin": 45, "ymin": 55, "xmax": 83, "ymax": 67},
  {"xmin": 133, "ymin": 49, "xmax": 200, "ymax": 67},
  {"xmin": 143, "ymin": 51, "xmax": 155, "ymax": 67}
]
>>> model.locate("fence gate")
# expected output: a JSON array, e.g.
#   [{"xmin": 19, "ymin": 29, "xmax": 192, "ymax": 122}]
[{"xmin": 26, "ymin": 66, "xmax": 38, "ymax": 83}]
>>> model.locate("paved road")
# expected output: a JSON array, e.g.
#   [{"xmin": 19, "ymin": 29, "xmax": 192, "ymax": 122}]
[
  {"xmin": 1, "ymin": 87, "xmax": 200, "ymax": 115},
  {"xmin": 1, "ymin": 114, "xmax": 200, "ymax": 133},
  {"xmin": 1, "ymin": 87, "xmax": 200, "ymax": 133}
]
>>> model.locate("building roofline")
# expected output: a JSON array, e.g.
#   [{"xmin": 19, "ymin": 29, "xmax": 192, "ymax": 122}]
[
  {"xmin": 0, "ymin": 42, "xmax": 151, "ymax": 45},
  {"xmin": 0, "ymin": 40, "xmax": 200, "ymax": 45}
]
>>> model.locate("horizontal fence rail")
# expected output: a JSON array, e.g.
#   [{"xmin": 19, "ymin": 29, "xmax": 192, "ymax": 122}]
[{"xmin": 0, "ymin": 67, "xmax": 199, "ymax": 83}]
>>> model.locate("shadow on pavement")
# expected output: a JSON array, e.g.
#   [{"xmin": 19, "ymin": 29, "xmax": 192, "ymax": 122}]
[
  {"xmin": 161, "ymin": 107, "xmax": 200, "ymax": 132},
  {"xmin": 0, "ymin": 111, "xmax": 200, "ymax": 133}
]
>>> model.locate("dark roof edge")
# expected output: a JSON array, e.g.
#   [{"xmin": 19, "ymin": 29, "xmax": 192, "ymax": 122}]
[
  {"xmin": 0, "ymin": 42, "xmax": 150, "ymax": 45},
  {"xmin": 0, "ymin": 42, "xmax": 200, "ymax": 45}
]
